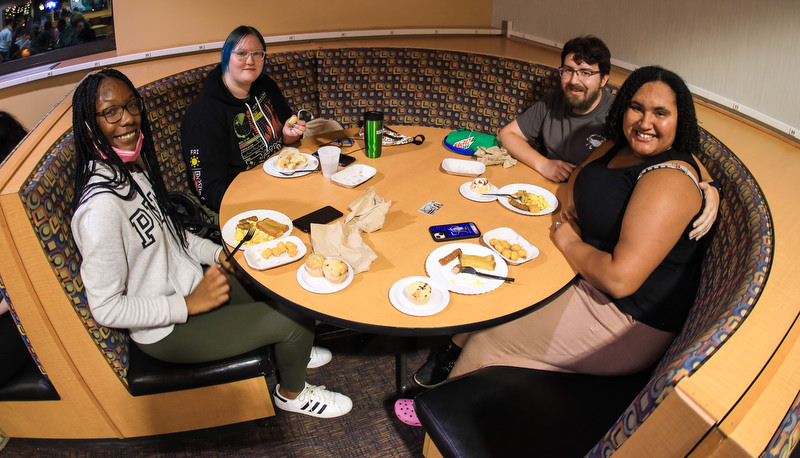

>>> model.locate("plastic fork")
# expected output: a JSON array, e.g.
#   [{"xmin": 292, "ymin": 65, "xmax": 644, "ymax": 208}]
[
  {"xmin": 458, "ymin": 265, "xmax": 515, "ymax": 282},
  {"xmin": 279, "ymin": 167, "xmax": 319, "ymax": 176},
  {"xmin": 225, "ymin": 226, "xmax": 256, "ymax": 262},
  {"xmin": 483, "ymin": 193, "xmax": 521, "ymax": 200}
]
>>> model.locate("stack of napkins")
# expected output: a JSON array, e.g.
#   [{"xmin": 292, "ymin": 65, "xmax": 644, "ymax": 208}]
[{"xmin": 474, "ymin": 145, "xmax": 518, "ymax": 168}]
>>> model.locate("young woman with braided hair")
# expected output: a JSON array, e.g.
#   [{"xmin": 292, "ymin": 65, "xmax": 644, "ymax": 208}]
[{"xmin": 70, "ymin": 69, "xmax": 351, "ymax": 418}]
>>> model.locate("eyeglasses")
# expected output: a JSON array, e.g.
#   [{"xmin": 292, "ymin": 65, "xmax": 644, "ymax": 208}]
[
  {"xmin": 95, "ymin": 99, "xmax": 144, "ymax": 124},
  {"xmin": 231, "ymin": 50, "xmax": 266, "ymax": 61},
  {"xmin": 558, "ymin": 66, "xmax": 602, "ymax": 80}
]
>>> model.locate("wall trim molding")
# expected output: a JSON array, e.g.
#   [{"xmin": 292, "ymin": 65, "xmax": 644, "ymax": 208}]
[
  {"xmin": 2, "ymin": 24, "xmax": 796, "ymax": 143},
  {"xmin": 0, "ymin": 28, "xmax": 501, "ymax": 91},
  {"xmin": 505, "ymin": 25, "xmax": 799, "ymax": 143}
]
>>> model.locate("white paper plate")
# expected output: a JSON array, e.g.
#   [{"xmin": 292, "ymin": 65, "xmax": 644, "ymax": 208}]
[
  {"xmin": 441, "ymin": 158, "xmax": 485, "ymax": 177},
  {"xmin": 295, "ymin": 257, "xmax": 354, "ymax": 294},
  {"xmin": 388, "ymin": 276, "xmax": 450, "ymax": 316},
  {"xmin": 459, "ymin": 181, "xmax": 499, "ymax": 202},
  {"xmin": 263, "ymin": 152, "xmax": 319, "ymax": 178},
  {"xmin": 424, "ymin": 242, "xmax": 508, "ymax": 295},
  {"xmin": 496, "ymin": 183, "xmax": 558, "ymax": 216},
  {"xmin": 243, "ymin": 236, "xmax": 307, "ymax": 270},
  {"xmin": 331, "ymin": 164, "xmax": 377, "ymax": 188},
  {"xmin": 221, "ymin": 209, "xmax": 293, "ymax": 248},
  {"xmin": 482, "ymin": 227, "xmax": 539, "ymax": 265}
]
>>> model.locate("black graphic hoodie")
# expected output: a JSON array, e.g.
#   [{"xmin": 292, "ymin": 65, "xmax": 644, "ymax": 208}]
[{"xmin": 181, "ymin": 65, "xmax": 293, "ymax": 212}]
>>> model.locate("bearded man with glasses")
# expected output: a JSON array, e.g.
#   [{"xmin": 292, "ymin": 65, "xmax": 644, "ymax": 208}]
[{"xmin": 499, "ymin": 35, "xmax": 616, "ymax": 184}]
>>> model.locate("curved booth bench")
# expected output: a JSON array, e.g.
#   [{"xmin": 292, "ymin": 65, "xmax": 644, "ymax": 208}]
[{"xmin": 0, "ymin": 44, "xmax": 777, "ymax": 450}]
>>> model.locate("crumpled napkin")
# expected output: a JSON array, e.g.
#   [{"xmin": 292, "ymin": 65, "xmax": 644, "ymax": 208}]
[
  {"xmin": 474, "ymin": 145, "xmax": 517, "ymax": 168},
  {"xmin": 345, "ymin": 185, "xmax": 392, "ymax": 233},
  {"xmin": 309, "ymin": 186, "xmax": 391, "ymax": 274},
  {"xmin": 310, "ymin": 222, "xmax": 377, "ymax": 274}
]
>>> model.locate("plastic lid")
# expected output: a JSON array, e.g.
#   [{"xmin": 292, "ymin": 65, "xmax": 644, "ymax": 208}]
[{"xmin": 364, "ymin": 111, "xmax": 383, "ymax": 121}]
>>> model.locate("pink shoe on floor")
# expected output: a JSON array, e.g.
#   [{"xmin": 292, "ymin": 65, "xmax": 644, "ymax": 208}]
[{"xmin": 394, "ymin": 398, "xmax": 421, "ymax": 426}]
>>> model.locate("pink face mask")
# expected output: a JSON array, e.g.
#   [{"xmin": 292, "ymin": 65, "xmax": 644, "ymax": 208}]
[{"xmin": 99, "ymin": 131, "xmax": 144, "ymax": 163}]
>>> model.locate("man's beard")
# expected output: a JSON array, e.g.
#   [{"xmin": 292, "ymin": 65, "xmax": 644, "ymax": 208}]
[{"xmin": 564, "ymin": 84, "xmax": 602, "ymax": 113}]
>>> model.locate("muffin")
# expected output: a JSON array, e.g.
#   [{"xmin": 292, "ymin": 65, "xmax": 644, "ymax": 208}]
[
  {"xmin": 322, "ymin": 258, "xmax": 349, "ymax": 284},
  {"xmin": 304, "ymin": 253, "xmax": 326, "ymax": 277},
  {"xmin": 405, "ymin": 281, "xmax": 432, "ymax": 305}
]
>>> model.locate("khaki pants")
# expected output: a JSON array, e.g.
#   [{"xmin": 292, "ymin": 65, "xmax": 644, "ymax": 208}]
[{"xmin": 450, "ymin": 279, "xmax": 676, "ymax": 379}]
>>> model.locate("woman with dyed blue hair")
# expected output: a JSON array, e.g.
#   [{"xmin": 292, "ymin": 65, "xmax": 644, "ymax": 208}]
[{"xmin": 182, "ymin": 25, "xmax": 306, "ymax": 212}]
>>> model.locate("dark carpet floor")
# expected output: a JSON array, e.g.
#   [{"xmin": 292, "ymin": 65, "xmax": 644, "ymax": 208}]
[{"xmin": 1, "ymin": 333, "xmax": 446, "ymax": 457}]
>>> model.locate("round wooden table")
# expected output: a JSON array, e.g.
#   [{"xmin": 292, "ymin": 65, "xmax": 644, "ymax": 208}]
[{"xmin": 219, "ymin": 127, "xmax": 577, "ymax": 336}]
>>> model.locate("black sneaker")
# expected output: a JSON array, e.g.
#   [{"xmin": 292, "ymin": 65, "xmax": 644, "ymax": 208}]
[{"xmin": 413, "ymin": 341, "xmax": 462, "ymax": 388}]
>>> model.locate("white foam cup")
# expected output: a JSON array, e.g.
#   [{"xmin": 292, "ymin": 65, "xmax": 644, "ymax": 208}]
[{"xmin": 318, "ymin": 146, "xmax": 341, "ymax": 178}]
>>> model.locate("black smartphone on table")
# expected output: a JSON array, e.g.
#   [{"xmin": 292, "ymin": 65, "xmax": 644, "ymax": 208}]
[
  {"xmin": 293, "ymin": 206, "xmax": 344, "ymax": 233},
  {"xmin": 429, "ymin": 222, "xmax": 481, "ymax": 242},
  {"xmin": 312, "ymin": 151, "xmax": 356, "ymax": 167}
]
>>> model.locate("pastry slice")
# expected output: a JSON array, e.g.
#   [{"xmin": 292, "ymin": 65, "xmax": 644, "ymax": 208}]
[{"xmin": 459, "ymin": 253, "xmax": 496, "ymax": 271}]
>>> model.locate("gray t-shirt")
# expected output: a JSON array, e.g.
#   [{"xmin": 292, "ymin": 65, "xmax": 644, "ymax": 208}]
[{"xmin": 516, "ymin": 89, "xmax": 616, "ymax": 165}]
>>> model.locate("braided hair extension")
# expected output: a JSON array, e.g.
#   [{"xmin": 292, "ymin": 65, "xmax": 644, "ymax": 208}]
[
  {"xmin": 602, "ymin": 66, "xmax": 700, "ymax": 156},
  {"xmin": 72, "ymin": 68, "xmax": 188, "ymax": 247}
]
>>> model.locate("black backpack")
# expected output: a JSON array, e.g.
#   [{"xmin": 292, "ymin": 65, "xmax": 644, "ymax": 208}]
[{"xmin": 168, "ymin": 191, "xmax": 221, "ymax": 243}]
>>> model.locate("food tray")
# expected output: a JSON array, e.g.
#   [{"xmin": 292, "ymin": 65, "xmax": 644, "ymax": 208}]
[
  {"xmin": 441, "ymin": 158, "xmax": 485, "ymax": 177},
  {"xmin": 331, "ymin": 164, "xmax": 377, "ymax": 188},
  {"xmin": 482, "ymin": 227, "xmax": 539, "ymax": 265},
  {"xmin": 244, "ymin": 236, "xmax": 307, "ymax": 270}
]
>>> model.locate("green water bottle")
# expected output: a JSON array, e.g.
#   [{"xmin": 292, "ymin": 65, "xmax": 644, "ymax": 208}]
[{"xmin": 364, "ymin": 111, "xmax": 383, "ymax": 158}]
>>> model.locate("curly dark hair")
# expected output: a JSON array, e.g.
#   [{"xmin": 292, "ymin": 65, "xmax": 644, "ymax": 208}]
[
  {"xmin": 561, "ymin": 36, "xmax": 611, "ymax": 76},
  {"xmin": 602, "ymin": 66, "xmax": 700, "ymax": 155},
  {"xmin": 72, "ymin": 68, "xmax": 187, "ymax": 247}
]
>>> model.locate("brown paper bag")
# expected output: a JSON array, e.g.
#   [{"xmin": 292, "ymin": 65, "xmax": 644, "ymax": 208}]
[
  {"xmin": 309, "ymin": 222, "xmax": 377, "ymax": 274},
  {"xmin": 345, "ymin": 185, "xmax": 392, "ymax": 233}
]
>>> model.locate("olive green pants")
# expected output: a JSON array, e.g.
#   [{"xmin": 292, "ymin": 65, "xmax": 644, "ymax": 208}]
[{"xmin": 137, "ymin": 275, "xmax": 314, "ymax": 392}]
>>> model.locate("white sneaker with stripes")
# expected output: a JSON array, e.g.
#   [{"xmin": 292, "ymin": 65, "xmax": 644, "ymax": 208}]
[
  {"xmin": 307, "ymin": 346, "xmax": 332, "ymax": 369},
  {"xmin": 273, "ymin": 383, "xmax": 352, "ymax": 418}
]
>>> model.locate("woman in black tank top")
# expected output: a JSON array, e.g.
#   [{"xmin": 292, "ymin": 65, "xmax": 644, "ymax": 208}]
[
  {"xmin": 440, "ymin": 67, "xmax": 710, "ymax": 382},
  {"xmin": 554, "ymin": 66, "xmax": 706, "ymax": 333}
]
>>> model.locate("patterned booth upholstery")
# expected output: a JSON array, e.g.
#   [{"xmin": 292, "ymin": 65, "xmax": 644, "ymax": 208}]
[
  {"xmin": 761, "ymin": 389, "xmax": 800, "ymax": 458},
  {"xmin": 415, "ymin": 127, "xmax": 774, "ymax": 457},
  {"xmin": 315, "ymin": 48, "xmax": 577, "ymax": 133}
]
